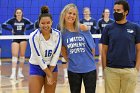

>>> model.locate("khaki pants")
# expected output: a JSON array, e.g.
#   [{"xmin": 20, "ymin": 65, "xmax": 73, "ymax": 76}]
[{"xmin": 104, "ymin": 67, "xmax": 138, "ymax": 93}]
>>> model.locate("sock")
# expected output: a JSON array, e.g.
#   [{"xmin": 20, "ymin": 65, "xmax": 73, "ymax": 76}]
[
  {"xmin": 63, "ymin": 68, "xmax": 68, "ymax": 77},
  {"xmin": 12, "ymin": 68, "xmax": 16, "ymax": 75},
  {"xmin": 98, "ymin": 66, "xmax": 103, "ymax": 76},
  {"xmin": 18, "ymin": 68, "xmax": 22, "ymax": 74},
  {"xmin": 99, "ymin": 66, "xmax": 102, "ymax": 72}
]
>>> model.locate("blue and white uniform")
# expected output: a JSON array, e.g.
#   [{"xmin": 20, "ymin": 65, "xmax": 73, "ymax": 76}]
[
  {"xmin": 62, "ymin": 29, "xmax": 96, "ymax": 73},
  {"xmin": 29, "ymin": 28, "xmax": 62, "ymax": 76},
  {"xmin": 2, "ymin": 17, "xmax": 33, "ymax": 43}
]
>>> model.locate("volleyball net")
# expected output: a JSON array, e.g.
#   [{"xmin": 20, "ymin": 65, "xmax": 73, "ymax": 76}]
[
  {"xmin": 0, "ymin": 34, "xmax": 101, "ymax": 65},
  {"xmin": 0, "ymin": 34, "xmax": 101, "ymax": 40},
  {"xmin": 0, "ymin": 35, "xmax": 30, "ymax": 40}
]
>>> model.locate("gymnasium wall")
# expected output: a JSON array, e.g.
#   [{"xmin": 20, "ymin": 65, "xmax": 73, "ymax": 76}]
[{"xmin": 0, "ymin": 0, "xmax": 140, "ymax": 58}]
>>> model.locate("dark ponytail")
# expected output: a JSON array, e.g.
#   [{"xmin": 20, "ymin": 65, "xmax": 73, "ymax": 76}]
[{"xmin": 38, "ymin": 6, "xmax": 52, "ymax": 23}]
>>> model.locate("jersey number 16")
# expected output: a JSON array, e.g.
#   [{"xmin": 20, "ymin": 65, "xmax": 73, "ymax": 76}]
[{"xmin": 45, "ymin": 50, "xmax": 52, "ymax": 57}]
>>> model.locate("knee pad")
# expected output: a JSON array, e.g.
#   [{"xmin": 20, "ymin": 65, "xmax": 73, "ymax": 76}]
[
  {"xmin": 19, "ymin": 57, "xmax": 25, "ymax": 63},
  {"xmin": 12, "ymin": 56, "xmax": 18, "ymax": 63}
]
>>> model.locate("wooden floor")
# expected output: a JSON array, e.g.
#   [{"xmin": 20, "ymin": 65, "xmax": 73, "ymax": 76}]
[{"xmin": 0, "ymin": 61, "xmax": 140, "ymax": 93}]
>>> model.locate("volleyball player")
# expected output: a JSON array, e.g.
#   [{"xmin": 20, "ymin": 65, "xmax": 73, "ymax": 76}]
[
  {"xmin": 2, "ymin": 8, "xmax": 33, "ymax": 79},
  {"xmin": 29, "ymin": 6, "xmax": 61, "ymax": 93},
  {"xmin": 60, "ymin": 4, "xmax": 97, "ymax": 93},
  {"xmin": 80, "ymin": 7, "xmax": 97, "ymax": 34},
  {"xmin": 97, "ymin": 8, "xmax": 114, "ymax": 34},
  {"xmin": 97, "ymin": 8, "xmax": 114, "ymax": 77},
  {"xmin": 101, "ymin": 1, "xmax": 140, "ymax": 93}
]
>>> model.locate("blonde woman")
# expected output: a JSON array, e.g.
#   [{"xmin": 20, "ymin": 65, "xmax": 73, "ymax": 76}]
[{"xmin": 60, "ymin": 4, "xmax": 97, "ymax": 93}]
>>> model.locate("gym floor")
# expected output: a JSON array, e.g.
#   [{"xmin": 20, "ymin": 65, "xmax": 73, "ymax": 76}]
[{"xmin": 0, "ymin": 61, "xmax": 140, "ymax": 93}]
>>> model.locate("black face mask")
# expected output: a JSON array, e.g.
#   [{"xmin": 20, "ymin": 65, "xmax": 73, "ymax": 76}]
[{"xmin": 113, "ymin": 12, "xmax": 124, "ymax": 21}]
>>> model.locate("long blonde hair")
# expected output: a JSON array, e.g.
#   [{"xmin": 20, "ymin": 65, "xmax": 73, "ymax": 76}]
[{"xmin": 59, "ymin": 4, "xmax": 79, "ymax": 32}]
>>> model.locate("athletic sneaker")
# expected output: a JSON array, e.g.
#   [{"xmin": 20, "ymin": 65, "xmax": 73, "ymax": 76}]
[
  {"xmin": 64, "ymin": 68, "xmax": 68, "ymax": 78},
  {"xmin": 10, "ymin": 74, "xmax": 16, "ymax": 79},
  {"xmin": 17, "ymin": 73, "xmax": 24, "ymax": 78}
]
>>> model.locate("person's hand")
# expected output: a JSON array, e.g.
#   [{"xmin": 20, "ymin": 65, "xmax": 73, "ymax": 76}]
[
  {"xmin": 80, "ymin": 24, "xmax": 89, "ymax": 31},
  {"xmin": 43, "ymin": 67, "xmax": 55, "ymax": 85},
  {"xmin": 46, "ymin": 74, "xmax": 55, "ymax": 85}
]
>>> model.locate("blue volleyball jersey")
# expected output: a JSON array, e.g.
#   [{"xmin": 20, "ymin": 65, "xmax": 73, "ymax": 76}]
[
  {"xmin": 101, "ymin": 21, "xmax": 140, "ymax": 68},
  {"xmin": 62, "ymin": 29, "xmax": 96, "ymax": 73},
  {"xmin": 2, "ymin": 17, "xmax": 33, "ymax": 35}
]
